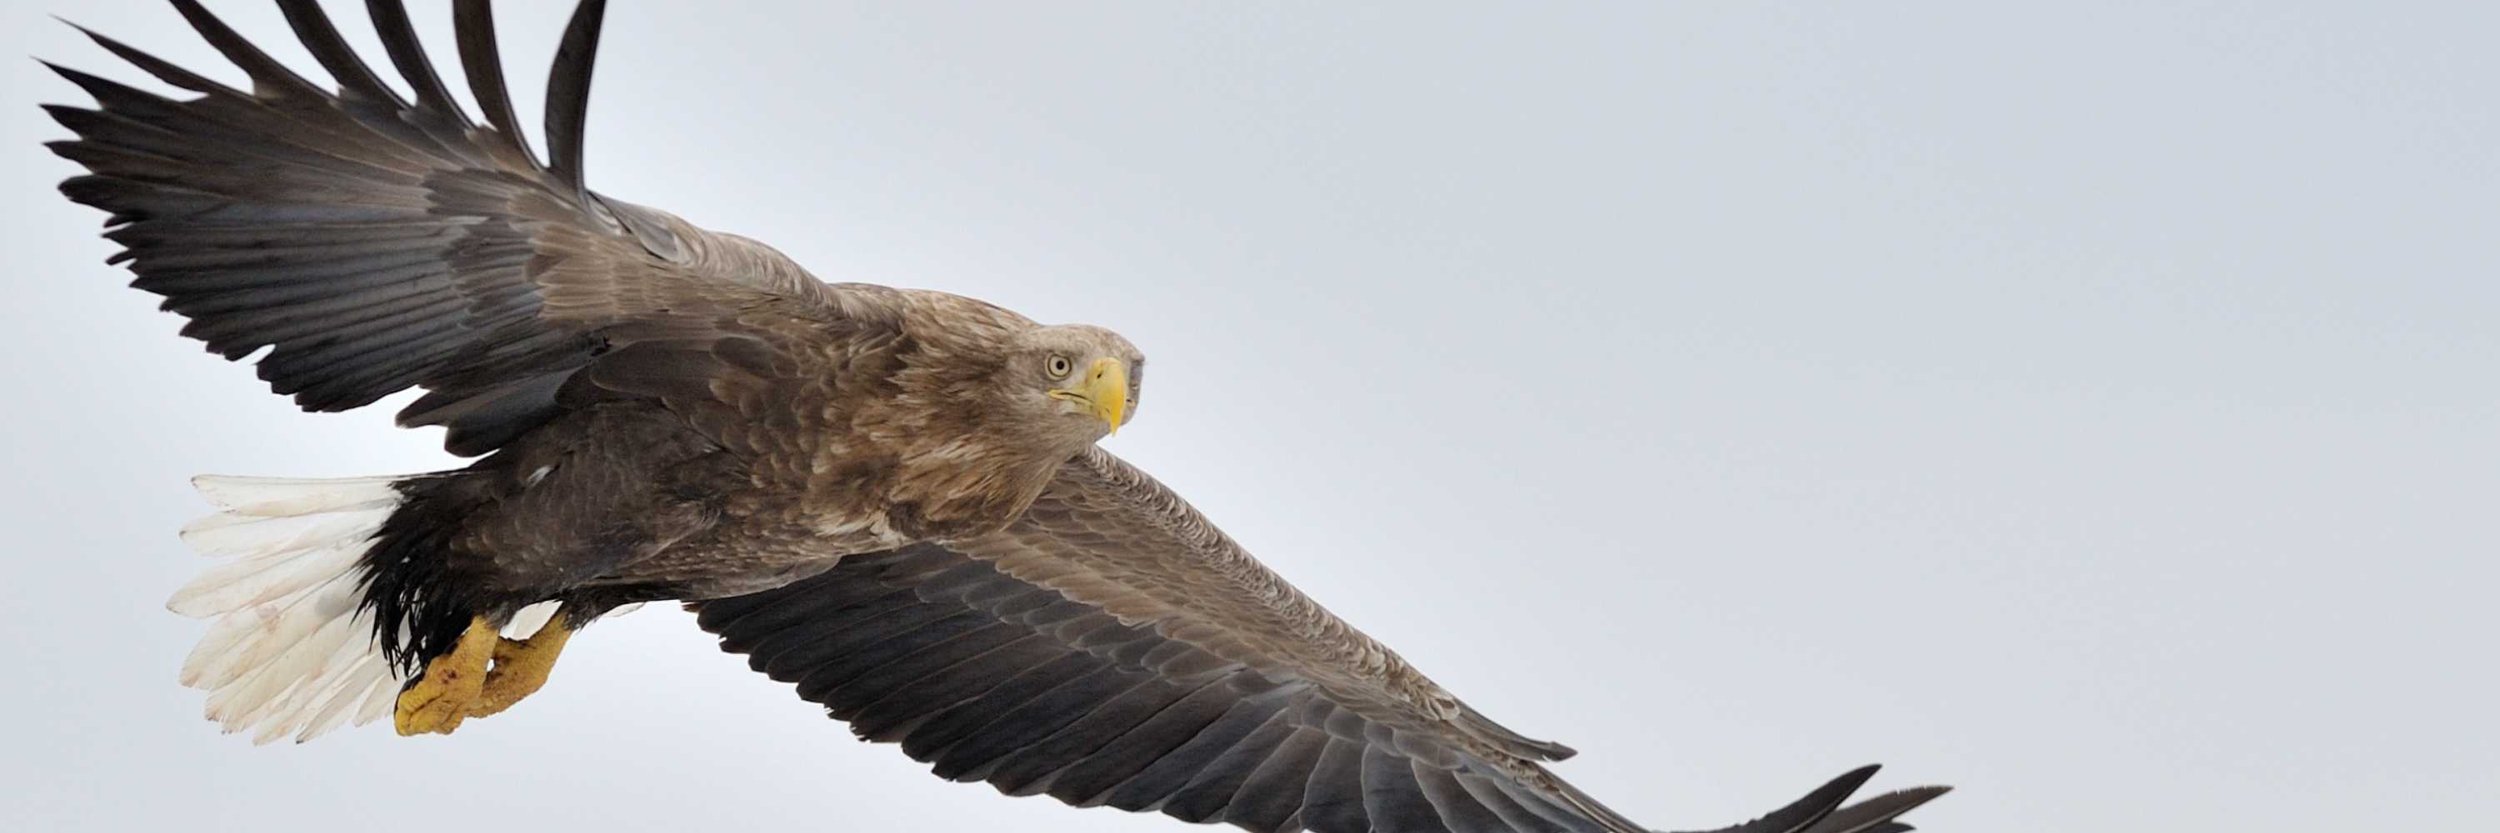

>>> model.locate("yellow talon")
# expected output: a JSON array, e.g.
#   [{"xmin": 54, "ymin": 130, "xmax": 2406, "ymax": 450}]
[
  {"xmin": 393, "ymin": 616, "xmax": 498, "ymax": 736},
  {"xmin": 470, "ymin": 617, "xmax": 575, "ymax": 718}
]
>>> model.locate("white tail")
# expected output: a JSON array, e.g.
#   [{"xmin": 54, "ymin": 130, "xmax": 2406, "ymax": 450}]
[
  {"xmin": 170, "ymin": 475, "xmax": 407, "ymax": 744},
  {"xmin": 171, "ymin": 474, "xmax": 581, "ymax": 742}
]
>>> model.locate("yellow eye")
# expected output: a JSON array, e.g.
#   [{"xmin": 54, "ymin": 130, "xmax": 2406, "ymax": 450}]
[{"xmin": 1046, "ymin": 355, "xmax": 1073, "ymax": 378}]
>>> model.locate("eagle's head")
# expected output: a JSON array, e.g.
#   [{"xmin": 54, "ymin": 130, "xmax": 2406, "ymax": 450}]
[{"xmin": 1002, "ymin": 324, "xmax": 1144, "ymax": 447}]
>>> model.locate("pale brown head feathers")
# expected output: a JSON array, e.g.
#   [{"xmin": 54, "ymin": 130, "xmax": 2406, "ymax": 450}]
[{"xmin": 1000, "ymin": 323, "xmax": 1145, "ymax": 449}]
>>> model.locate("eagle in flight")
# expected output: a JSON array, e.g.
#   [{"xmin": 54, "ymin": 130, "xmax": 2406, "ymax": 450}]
[{"xmin": 42, "ymin": 2, "xmax": 1948, "ymax": 832}]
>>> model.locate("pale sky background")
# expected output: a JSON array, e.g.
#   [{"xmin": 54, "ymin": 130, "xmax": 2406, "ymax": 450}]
[{"xmin": 4, "ymin": 2, "xmax": 2494, "ymax": 832}]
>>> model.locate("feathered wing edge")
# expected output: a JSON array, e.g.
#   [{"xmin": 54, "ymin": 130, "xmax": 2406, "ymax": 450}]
[
  {"xmin": 696, "ymin": 539, "xmax": 1951, "ymax": 833},
  {"xmin": 951, "ymin": 449, "xmax": 1954, "ymax": 833},
  {"xmin": 41, "ymin": 0, "xmax": 628, "ymax": 455},
  {"xmin": 48, "ymin": 0, "xmax": 840, "ymax": 458}
]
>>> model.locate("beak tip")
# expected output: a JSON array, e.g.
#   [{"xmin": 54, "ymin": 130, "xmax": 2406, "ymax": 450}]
[{"xmin": 1082, "ymin": 357, "xmax": 1129, "ymax": 437}]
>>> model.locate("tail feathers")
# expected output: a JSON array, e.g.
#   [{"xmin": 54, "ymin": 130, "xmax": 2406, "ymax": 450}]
[
  {"xmin": 189, "ymin": 474, "xmax": 401, "ymax": 516},
  {"xmin": 170, "ymin": 475, "xmax": 405, "ymax": 744}
]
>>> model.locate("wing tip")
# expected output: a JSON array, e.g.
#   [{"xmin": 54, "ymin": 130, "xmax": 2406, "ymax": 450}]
[
  {"xmin": 60, "ymin": 17, "xmax": 115, "ymax": 49},
  {"xmin": 543, "ymin": 0, "xmax": 610, "ymax": 195},
  {"xmin": 1670, "ymin": 764, "xmax": 1952, "ymax": 833},
  {"xmin": 1807, "ymin": 783, "xmax": 1952, "ymax": 833}
]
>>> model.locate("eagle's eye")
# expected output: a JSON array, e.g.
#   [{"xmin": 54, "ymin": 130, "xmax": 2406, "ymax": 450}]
[{"xmin": 1045, "ymin": 355, "xmax": 1073, "ymax": 379}]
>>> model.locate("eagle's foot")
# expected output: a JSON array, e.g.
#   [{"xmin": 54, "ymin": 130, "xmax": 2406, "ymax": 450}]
[
  {"xmin": 469, "ymin": 617, "xmax": 576, "ymax": 718},
  {"xmin": 393, "ymin": 616, "xmax": 498, "ymax": 736}
]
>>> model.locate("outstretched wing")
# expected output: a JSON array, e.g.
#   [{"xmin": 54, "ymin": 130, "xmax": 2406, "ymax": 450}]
[
  {"xmin": 43, "ymin": 0, "xmax": 878, "ymax": 457},
  {"xmin": 696, "ymin": 448, "xmax": 1949, "ymax": 833}
]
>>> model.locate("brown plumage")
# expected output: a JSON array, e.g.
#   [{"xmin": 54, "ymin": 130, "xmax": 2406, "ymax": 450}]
[{"xmin": 43, "ymin": 3, "xmax": 1947, "ymax": 832}]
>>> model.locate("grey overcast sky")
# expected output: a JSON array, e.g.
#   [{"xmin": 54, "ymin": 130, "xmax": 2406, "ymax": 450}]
[{"xmin": 4, "ymin": 2, "xmax": 2494, "ymax": 831}]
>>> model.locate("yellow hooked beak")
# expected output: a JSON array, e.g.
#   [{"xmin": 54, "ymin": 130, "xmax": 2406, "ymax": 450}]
[{"xmin": 1051, "ymin": 357, "xmax": 1129, "ymax": 435}]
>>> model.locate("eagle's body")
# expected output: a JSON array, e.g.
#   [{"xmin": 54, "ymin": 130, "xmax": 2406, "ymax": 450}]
[
  {"xmin": 43, "ymin": 2, "xmax": 1946, "ymax": 832},
  {"xmin": 364, "ymin": 284, "xmax": 1132, "ymax": 669}
]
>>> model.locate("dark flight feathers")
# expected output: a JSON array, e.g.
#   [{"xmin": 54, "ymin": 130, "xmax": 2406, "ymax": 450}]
[
  {"xmin": 695, "ymin": 450, "xmax": 1950, "ymax": 833},
  {"xmin": 697, "ymin": 532, "xmax": 1945, "ymax": 833},
  {"xmin": 47, "ymin": 0, "xmax": 840, "ymax": 456}
]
